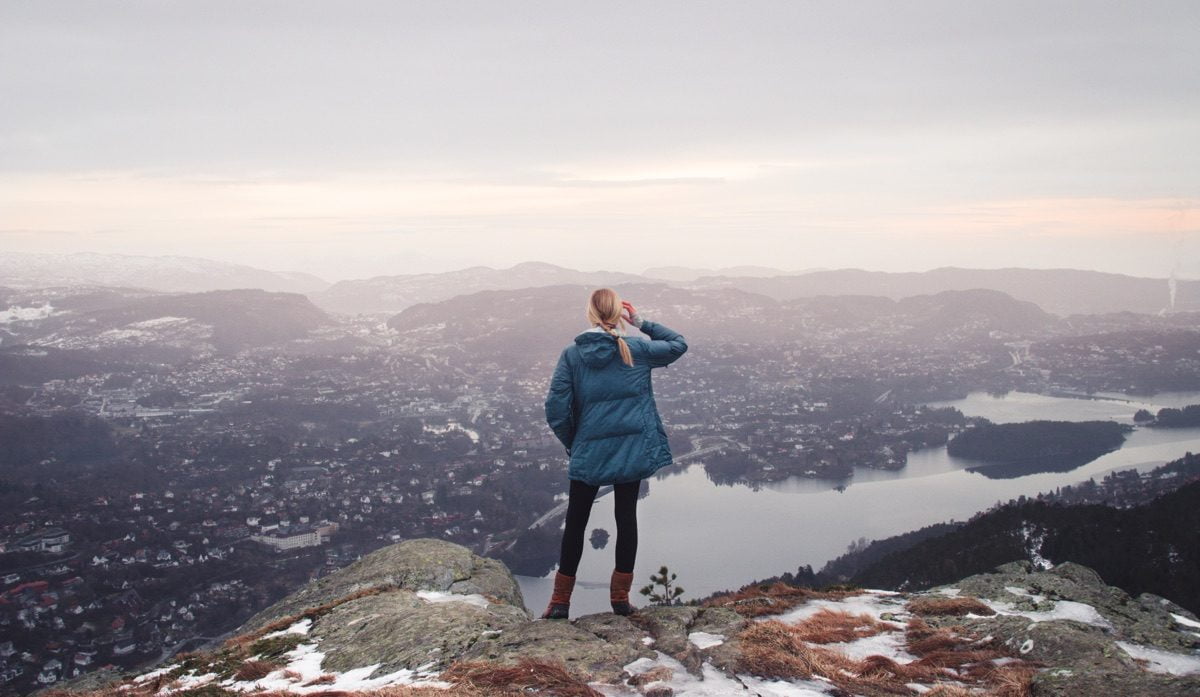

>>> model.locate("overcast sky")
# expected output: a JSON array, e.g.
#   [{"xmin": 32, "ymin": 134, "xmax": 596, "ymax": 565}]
[{"xmin": 2, "ymin": 1, "xmax": 1197, "ymax": 281}]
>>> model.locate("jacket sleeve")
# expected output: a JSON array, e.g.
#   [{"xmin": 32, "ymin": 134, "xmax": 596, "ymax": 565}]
[
  {"xmin": 639, "ymin": 320, "xmax": 688, "ymax": 368},
  {"xmin": 544, "ymin": 348, "xmax": 576, "ymax": 452}
]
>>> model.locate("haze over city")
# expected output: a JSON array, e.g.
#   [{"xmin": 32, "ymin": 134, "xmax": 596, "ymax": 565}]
[{"xmin": 2, "ymin": 1, "xmax": 1198, "ymax": 280}]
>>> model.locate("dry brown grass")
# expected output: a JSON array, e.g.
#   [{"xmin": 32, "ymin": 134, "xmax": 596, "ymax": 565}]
[
  {"xmin": 703, "ymin": 581, "xmax": 867, "ymax": 618},
  {"xmin": 304, "ymin": 674, "xmax": 339, "ymax": 686},
  {"xmin": 982, "ymin": 664, "xmax": 1036, "ymax": 697},
  {"xmin": 738, "ymin": 616, "xmax": 1038, "ymax": 697},
  {"xmin": 737, "ymin": 620, "xmax": 864, "ymax": 681},
  {"xmin": 906, "ymin": 596, "xmax": 996, "ymax": 617},
  {"xmin": 442, "ymin": 657, "xmax": 603, "ymax": 697},
  {"xmin": 790, "ymin": 608, "xmax": 901, "ymax": 644},
  {"xmin": 921, "ymin": 687, "xmax": 977, "ymax": 697},
  {"xmin": 234, "ymin": 660, "xmax": 281, "ymax": 682}
]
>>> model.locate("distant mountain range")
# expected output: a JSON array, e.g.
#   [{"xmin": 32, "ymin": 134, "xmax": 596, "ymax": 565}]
[
  {"xmin": 689, "ymin": 267, "xmax": 1199, "ymax": 316},
  {"xmin": 641, "ymin": 265, "xmax": 807, "ymax": 282},
  {"xmin": 348, "ymin": 264, "xmax": 1199, "ymax": 316},
  {"xmin": 5, "ymin": 254, "xmax": 1197, "ymax": 317},
  {"xmin": 386, "ymin": 283, "xmax": 1056, "ymax": 358},
  {"xmin": 0, "ymin": 252, "xmax": 329, "ymax": 294},
  {"xmin": 312, "ymin": 261, "xmax": 646, "ymax": 315}
]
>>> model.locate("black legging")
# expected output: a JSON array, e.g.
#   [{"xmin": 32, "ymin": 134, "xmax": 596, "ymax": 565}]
[{"xmin": 557, "ymin": 478, "xmax": 640, "ymax": 576}]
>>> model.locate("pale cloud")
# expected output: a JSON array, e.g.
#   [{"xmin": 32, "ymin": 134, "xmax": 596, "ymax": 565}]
[
  {"xmin": 1, "ymin": 1, "xmax": 1197, "ymax": 279},
  {"xmin": 883, "ymin": 198, "xmax": 1199, "ymax": 238},
  {"xmin": 3, "ymin": 168, "xmax": 1194, "ymax": 280}
]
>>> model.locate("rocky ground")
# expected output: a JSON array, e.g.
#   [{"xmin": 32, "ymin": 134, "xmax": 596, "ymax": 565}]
[{"xmin": 45, "ymin": 539, "xmax": 1200, "ymax": 697}]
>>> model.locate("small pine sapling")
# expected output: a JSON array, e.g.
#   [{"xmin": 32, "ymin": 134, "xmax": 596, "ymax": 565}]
[{"xmin": 640, "ymin": 565, "xmax": 685, "ymax": 605}]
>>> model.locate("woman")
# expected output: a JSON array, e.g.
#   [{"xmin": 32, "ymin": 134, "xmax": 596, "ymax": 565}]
[{"xmin": 541, "ymin": 288, "xmax": 688, "ymax": 619}]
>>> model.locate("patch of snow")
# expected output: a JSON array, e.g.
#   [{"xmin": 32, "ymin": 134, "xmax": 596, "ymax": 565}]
[
  {"xmin": 0, "ymin": 304, "xmax": 54, "ymax": 323},
  {"xmin": 738, "ymin": 674, "xmax": 835, "ymax": 696},
  {"xmin": 978, "ymin": 597, "xmax": 1112, "ymax": 629},
  {"xmin": 1171, "ymin": 613, "xmax": 1200, "ymax": 630},
  {"xmin": 134, "ymin": 666, "xmax": 177, "ymax": 683},
  {"xmin": 623, "ymin": 655, "xmax": 664, "ymax": 677},
  {"xmin": 773, "ymin": 594, "xmax": 907, "ymax": 625},
  {"xmin": 260, "ymin": 618, "xmax": 311, "ymax": 639},
  {"xmin": 1116, "ymin": 641, "xmax": 1200, "ymax": 676},
  {"xmin": 415, "ymin": 589, "xmax": 490, "ymax": 609},
  {"xmin": 221, "ymin": 640, "xmax": 448, "ymax": 694},
  {"xmin": 619, "ymin": 652, "xmax": 767, "ymax": 696},
  {"xmin": 934, "ymin": 587, "xmax": 961, "ymax": 597},
  {"xmin": 1019, "ymin": 523, "xmax": 1054, "ymax": 570},
  {"xmin": 688, "ymin": 632, "xmax": 726, "ymax": 650},
  {"xmin": 863, "ymin": 588, "xmax": 901, "ymax": 596},
  {"xmin": 641, "ymin": 636, "xmax": 656, "ymax": 646},
  {"xmin": 160, "ymin": 672, "xmax": 217, "ymax": 693},
  {"xmin": 823, "ymin": 630, "xmax": 917, "ymax": 664}
]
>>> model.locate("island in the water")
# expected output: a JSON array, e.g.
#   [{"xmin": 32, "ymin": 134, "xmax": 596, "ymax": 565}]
[
  {"xmin": 1137, "ymin": 404, "xmax": 1200, "ymax": 428},
  {"xmin": 948, "ymin": 419, "xmax": 1130, "ymax": 479}
]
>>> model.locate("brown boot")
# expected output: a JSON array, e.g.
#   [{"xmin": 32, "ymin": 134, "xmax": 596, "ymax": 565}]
[
  {"xmin": 541, "ymin": 571, "xmax": 575, "ymax": 620},
  {"xmin": 610, "ymin": 569, "xmax": 636, "ymax": 616}
]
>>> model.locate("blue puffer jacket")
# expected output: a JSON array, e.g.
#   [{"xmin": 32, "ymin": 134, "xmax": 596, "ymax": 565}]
[{"xmin": 544, "ymin": 320, "xmax": 688, "ymax": 486}]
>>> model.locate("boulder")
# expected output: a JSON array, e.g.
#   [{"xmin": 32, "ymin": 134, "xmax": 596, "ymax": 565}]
[
  {"xmin": 928, "ymin": 561, "xmax": 1200, "ymax": 696},
  {"xmin": 240, "ymin": 538, "xmax": 526, "ymax": 633}
]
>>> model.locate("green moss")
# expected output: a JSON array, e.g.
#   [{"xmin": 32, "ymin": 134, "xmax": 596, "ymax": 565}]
[{"xmin": 247, "ymin": 634, "xmax": 305, "ymax": 661}]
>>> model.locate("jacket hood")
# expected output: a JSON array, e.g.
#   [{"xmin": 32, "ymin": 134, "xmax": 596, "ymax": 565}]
[{"xmin": 575, "ymin": 330, "xmax": 620, "ymax": 367}]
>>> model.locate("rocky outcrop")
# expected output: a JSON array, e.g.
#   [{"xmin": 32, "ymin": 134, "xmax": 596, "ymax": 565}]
[
  {"xmin": 926, "ymin": 560, "xmax": 1200, "ymax": 696},
  {"xmin": 67, "ymin": 539, "xmax": 1200, "ymax": 697},
  {"xmin": 240, "ymin": 537, "xmax": 526, "ymax": 632}
]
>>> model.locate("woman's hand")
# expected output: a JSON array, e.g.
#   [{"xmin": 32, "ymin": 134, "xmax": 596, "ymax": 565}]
[
  {"xmin": 621, "ymin": 300, "xmax": 637, "ymax": 318},
  {"xmin": 621, "ymin": 300, "xmax": 643, "ymax": 327}
]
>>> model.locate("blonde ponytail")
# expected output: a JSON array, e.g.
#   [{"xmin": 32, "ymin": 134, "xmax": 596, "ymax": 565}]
[
  {"xmin": 586, "ymin": 288, "xmax": 635, "ymax": 367},
  {"xmin": 603, "ymin": 325, "xmax": 634, "ymax": 367}
]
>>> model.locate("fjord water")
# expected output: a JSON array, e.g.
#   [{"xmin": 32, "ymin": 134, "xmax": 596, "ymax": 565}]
[{"xmin": 517, "ymin": 391, "xmax": 1200, "ymax": 615}]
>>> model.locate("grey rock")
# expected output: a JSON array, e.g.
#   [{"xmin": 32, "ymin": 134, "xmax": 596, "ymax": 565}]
[
  {"xmin": 923, "ymin": 561, "xmax": 1200, "ymax": 695},
  {"xmin": 689, "ymin": 607, "xmax": 748, "ymax": 676},
  {"xmin": 462, "ymin": 615, "xmax": 654, "ymax": 683},
  {"xmin": 311, "ymin": 589, "xmax": 527, "ymax": 673},
  {"xmin": 627, "ymin": 605, "xmax": 747, "ymax": 677},
  {"xmin": 1032, "ymin": 668, "xmax": 1200, "ymax": 697},
  {"xmin": 574, "ymin": 613, "xmax": 653, "ymax": 647},
  {"xmin": 635, "ymin": 606, "xmax": 702, "ymax": 657},
  {"xmin": 240, "ymin": 538, "xmax": 526, "ymax": 632},
  {"xmin": 948, "ymin": 561, "xmax": 1199, "ymax": 653}
]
